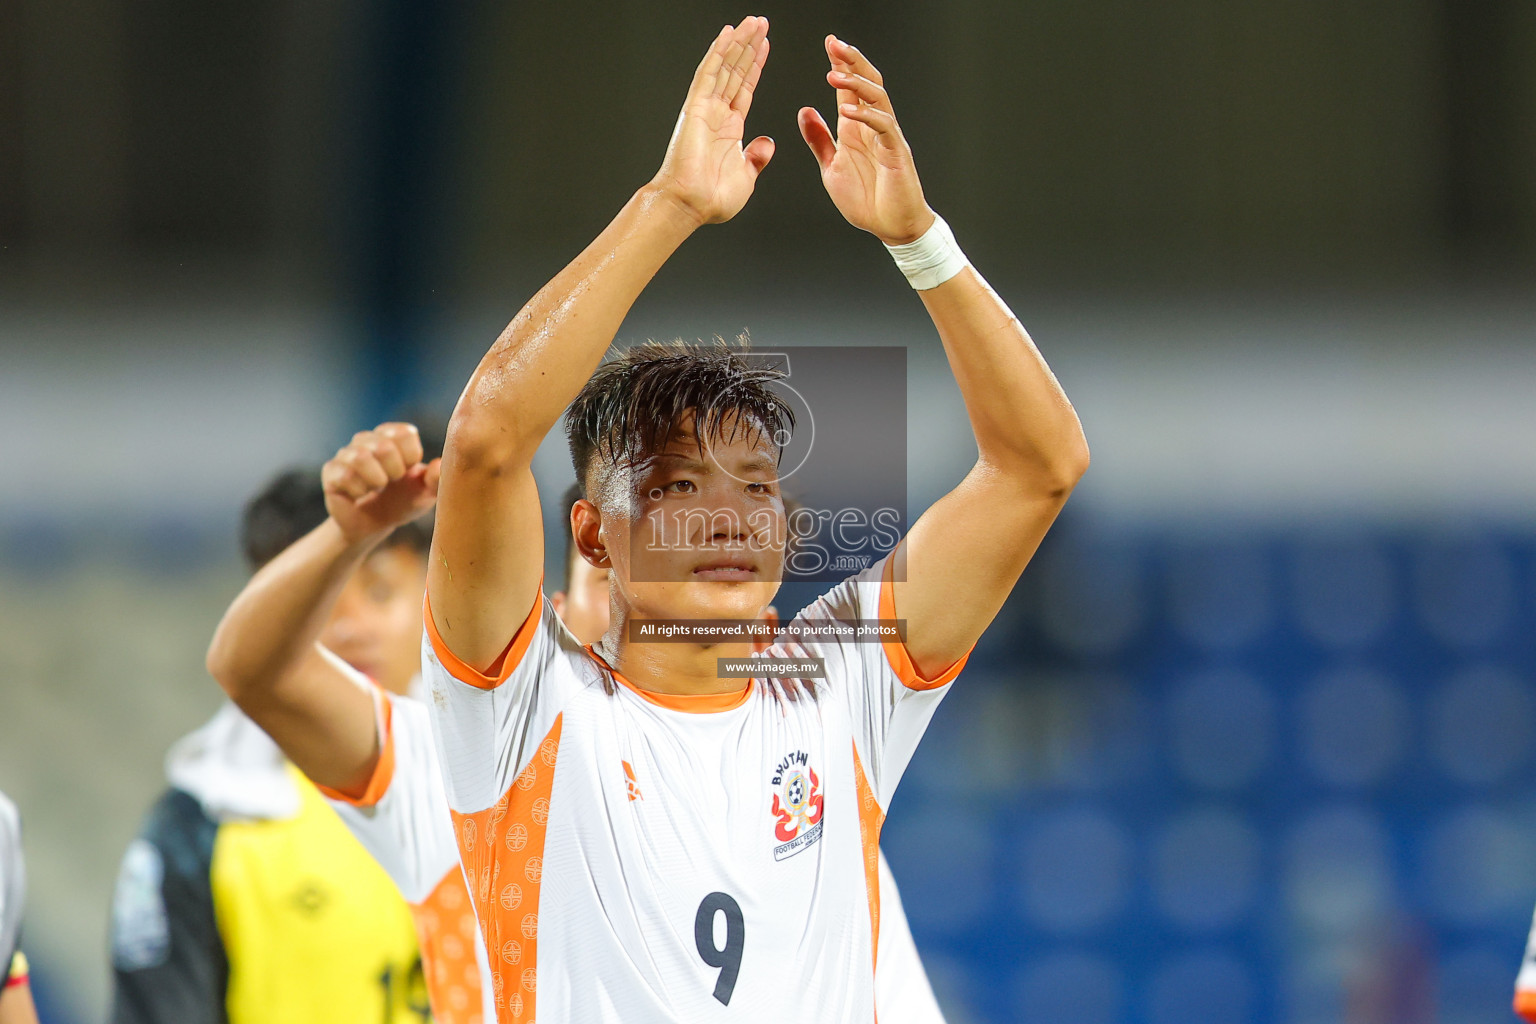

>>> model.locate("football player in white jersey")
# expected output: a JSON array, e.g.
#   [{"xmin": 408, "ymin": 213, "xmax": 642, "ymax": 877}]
[
  {"xmin": 206, "ymin": 440, "xmax": 949, "ymax": 1024},
  {"xmin": 206, "ymin": 434, "xmax": 494, "ymax": 1024},
  {"xmin": 425, "ymin": 15, "xmax": 1087, "ymax": 1024},
  {"xmin": 551, "ymin": 487, "xmax": 950, "ymax": 1023}
]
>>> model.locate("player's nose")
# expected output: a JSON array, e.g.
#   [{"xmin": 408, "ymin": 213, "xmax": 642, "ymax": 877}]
[{"xmin": 707, "ymin": 488, "xmax": 760, "ymax": 542}]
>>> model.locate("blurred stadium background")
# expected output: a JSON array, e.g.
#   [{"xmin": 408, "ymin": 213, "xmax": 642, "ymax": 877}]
[{"xmin": 1, "ymin": 1, "xmax": 1535, "ymax": 1021}]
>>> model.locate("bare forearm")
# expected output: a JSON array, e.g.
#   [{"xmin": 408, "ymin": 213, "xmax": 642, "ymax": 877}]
[
  {"xmin": 206, "ymin": 519, "xmax": 370, "ymax": 699},
  {"xmin": 451, "ymin": 185, "xmax": 702, "ymax": 462},
  {"xmin": 919, "ymin": 265, "xmax": 1089, "ymax": 491},
  {"xmin": 889, "ymin": 265, "xmax": 1088, "ymax": 673}
]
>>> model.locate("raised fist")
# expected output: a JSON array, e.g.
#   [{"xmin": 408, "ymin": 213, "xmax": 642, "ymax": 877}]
[{"xmin": 321, "ymin": 422, "xmax": 441, "ymax": 545}]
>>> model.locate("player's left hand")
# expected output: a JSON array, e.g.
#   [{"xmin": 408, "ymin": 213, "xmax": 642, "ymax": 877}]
[{"xmin": 797, "ymin": 35, "xmax": 934, "ymax": 246}]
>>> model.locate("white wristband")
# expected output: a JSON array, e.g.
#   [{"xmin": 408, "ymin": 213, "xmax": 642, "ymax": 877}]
[{"xmin": 883, "ymin": 213, "xmax": 969, "ymax": 290}]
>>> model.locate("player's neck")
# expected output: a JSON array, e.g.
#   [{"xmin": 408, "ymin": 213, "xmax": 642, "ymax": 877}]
[{"xmin": 596, "ymin": 629, "xmax": 756, "ymax": 698}]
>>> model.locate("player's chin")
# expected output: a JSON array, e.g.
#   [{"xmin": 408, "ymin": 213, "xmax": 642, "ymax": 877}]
[{"xmin": 674, "ymin": 577, "xmax": 779, "ymax": 620}]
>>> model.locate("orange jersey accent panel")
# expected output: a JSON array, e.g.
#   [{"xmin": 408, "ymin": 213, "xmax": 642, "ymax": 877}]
[
  {"xmin": 583, "ymin": 645, "xmax": 753, "ymax": 713},
  {"xmin": 451, "ymin": 715, "xmax": 562, "ymax": 1024},
  {"xmin": 853, "ymin": 742, "xmax": 885, "ymax": 996},
  {"xmin": 411, "ymin": 868, "xmax": 485, "ymax": 1024},
  {"xmin": 1516, "ymin": 989, "xmax": 1536, "ymax": 1023},
  {"xmin": 878, "ymin": 555, "xmax": 972, "ymax": 691},
  {"xmin": 424, "ymin": 575, "xmax": 544, "ymax": 691},
  {"xmin": 314, "ymin": 690, "xmax": 396, "ymax": 806}
]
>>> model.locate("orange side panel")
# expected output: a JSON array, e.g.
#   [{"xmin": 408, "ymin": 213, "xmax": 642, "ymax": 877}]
[
  {"xmin": 1515, "ymin": 988, "xmax": 1536, "ymax": 1023},
  {"xmin": 853, "ymin": 741, "xmax": 885, "ymax": 1011},
  {"xmin": 451, "ymin": 715, "xmax": 563, "ymax": 1024},
  {"xmin": 411, "ymin": 867, "xmax": 485, "ymax": 1024}
]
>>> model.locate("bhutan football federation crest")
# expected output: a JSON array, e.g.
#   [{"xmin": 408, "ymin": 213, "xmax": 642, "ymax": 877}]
[{"xmin": 769, "ymin": 750, "xmax": 824, "ymax": 861}]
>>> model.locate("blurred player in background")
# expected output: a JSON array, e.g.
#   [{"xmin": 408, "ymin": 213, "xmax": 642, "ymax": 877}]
[
  {"xmin": 110, "ymin": 466, "xmax": 434, "ymax": 1024},
  {"xmin": 422, "ymin": 16, "xmax": 1086, "ymax": 1020},
  {"xmin": 550, "ymin": 483, "xmax": 949, "ymax": 1023},
  {"xmin": 0, "ymin": 790, "xmax": 39, "ymax": 1024},
  {"xmin": 204, "ymin": 424, "xmax": 492, "ymax": 1024}
]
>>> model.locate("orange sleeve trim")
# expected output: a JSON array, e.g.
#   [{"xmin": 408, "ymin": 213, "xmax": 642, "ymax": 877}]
[
  {"xmin": 1516, "ymin": 988, "xmax": 1536, "ymax": 1022},
  {"xmin": 315, "ymin": 687, "xmax": 396, "ymax": 806},
  {"xmin": 878, "ymin": 555, "xmax": 972, "ymax": 691},
  {"xmin": 424, "ymin": 574, "xmax": 544, "ymax": 691}
]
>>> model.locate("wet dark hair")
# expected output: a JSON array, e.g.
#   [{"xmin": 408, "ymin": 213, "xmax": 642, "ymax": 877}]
[
  {"xmin": 240, "ymin": 415, "xmax": 445, "ymax": 572},
  {"xmin": 564, "ymin": 337, "xmax": 795, "ymax": 502},
  {"xmin": 240, "ymin": 468, "xmax": 433, "ymax": 572}
]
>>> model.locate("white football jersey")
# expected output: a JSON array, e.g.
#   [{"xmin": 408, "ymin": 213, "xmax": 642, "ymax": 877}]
[
  {"xmin": 875, "ymin": 851, "xmax": 946, "ymax": 1024},
  {"xmin": 316, "ymin": 652, "xmax": 495, "ymax": 1024},
  {"xmin": 425, "ymin": 553, "xmax": 967, "ymax": 1023}
]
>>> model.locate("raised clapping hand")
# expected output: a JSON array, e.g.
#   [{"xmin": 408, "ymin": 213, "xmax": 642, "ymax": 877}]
[
  {"xmin": 651, "ymin": 16, "xmax": 775, "ymax": 226},
  {"xmin": 798, "ymin": 35, "xmax": 935, "ymax": 245},
  {"xmin": 321, "ymin": 423, "xmax": 441, "ymax": 545}
]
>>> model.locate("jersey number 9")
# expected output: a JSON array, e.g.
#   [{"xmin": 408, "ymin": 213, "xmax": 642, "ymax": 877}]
[{"xmin": 694, "ymin": 892, "xmax": 745, "ymax": 1005}]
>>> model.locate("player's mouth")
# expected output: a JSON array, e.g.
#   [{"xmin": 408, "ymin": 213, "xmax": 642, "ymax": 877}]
[{"xmin": 692, "ymin": 558, "xmax": 758, "ymax": 581}]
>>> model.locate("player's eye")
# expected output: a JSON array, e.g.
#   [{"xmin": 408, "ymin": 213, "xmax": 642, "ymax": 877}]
[
  {"xmin": 665, "ymin": 479, "xmax": 697, "ymax": 494},
  {"xmin": 746, "ymin": 482, "xmax": 773, "ymax": 495},
  {"xmin": 368, "ymin": 582, "xmax": 394, "ymax": 603}
]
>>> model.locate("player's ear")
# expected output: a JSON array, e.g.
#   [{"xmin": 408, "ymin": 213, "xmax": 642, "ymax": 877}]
[{"xmin": 572, "ymin": 498, "xmax": 607, "ymax": 566}]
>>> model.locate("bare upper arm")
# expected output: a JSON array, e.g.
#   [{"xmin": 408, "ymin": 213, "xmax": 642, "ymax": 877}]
[
  {"xmin": 889, "ymin": 463, "xmax": 1074, "ymax": 679},
  {"xmin": 426, "ymin": 419, "xmax": 546, "ymax": 674},
  {"xmin": 232, "ymin": 645, "xmax": 381, "ymax": 798}
]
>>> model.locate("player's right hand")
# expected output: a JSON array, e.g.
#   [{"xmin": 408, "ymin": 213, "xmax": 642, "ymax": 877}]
[
  {"xmin": 650, "ymin": 16, "xmax": 775, "ymax": 226},
  {"xmin": 322, "ymin": 422, "xmax": 441, "ymax": 545}
]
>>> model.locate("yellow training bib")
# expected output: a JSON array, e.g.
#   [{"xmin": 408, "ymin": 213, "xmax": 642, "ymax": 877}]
[{"xmin": 212, "ymin": 766, "xmax": 430, "ymax": 1024}]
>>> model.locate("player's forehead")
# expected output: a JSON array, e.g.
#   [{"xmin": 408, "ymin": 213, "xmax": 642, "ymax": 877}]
[
  {"xmin": 644, "ymin": 410, "xmax": 780, "ymax": 475},
  {"xmin": 587, "ymin": 406, "xmax": 784, "ymax": 503}
]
